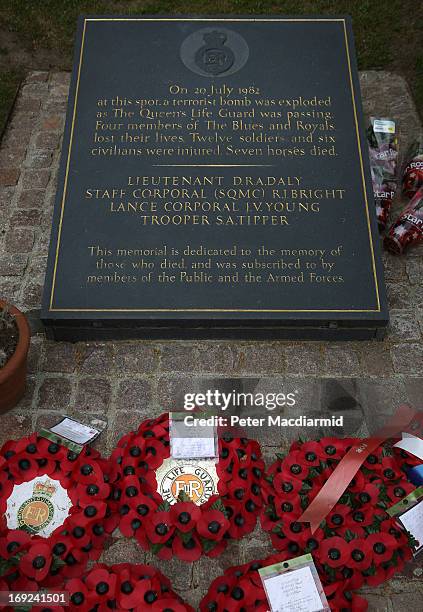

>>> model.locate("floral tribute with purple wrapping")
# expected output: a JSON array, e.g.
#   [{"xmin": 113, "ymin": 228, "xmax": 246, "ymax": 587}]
[
  {"xmin": 109, "ymin": 413, "xmax": 264, "ymax": 561},
  {"xmin": 256, "ymin": 437, "xmax": 420, "ymax": 611},
  {"xmin": 384, "ymin": 186, "xmax": 423, "ymax": 254},
  {"xmin": 366, "ymin": 118, "xmax": 399, "ymax": 230},
  {"xmin": 402, "ymin": 139, "xmax": 423, "ymax": 199}
]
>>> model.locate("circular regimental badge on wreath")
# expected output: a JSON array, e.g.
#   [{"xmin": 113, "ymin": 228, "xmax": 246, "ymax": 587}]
[
  {"xmin": 155, "ymin": 458, "xmax": 219, "ymax": 506},
  {"xmin": 0, "ymin": 433, "xmax": 117, "ymax": 590},
  {"xmin": 109, "ymin": 412, "xmax": 265, "ymax": 561},
  {"xmin": 6, "ymin": 476, "xmax": 73, "ymax": 536}
]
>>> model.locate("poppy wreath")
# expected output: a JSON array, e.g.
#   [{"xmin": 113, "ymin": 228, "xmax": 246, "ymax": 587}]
[
  {"xmin": 109, "ymin": 413, "xmax": 264, "ymax": 561},
  {"xmin": 65, "ymin": 562, "xmax": 194, "ymax": 611},
  {"xmin": 0, "ymin": 432, "xmax": 118, "ymax": 591},
  {"xmin": 199, "ymin": 552, "xmax": 372, "ymax": 611},
  {"xmin": 259, "ymin": 437, "xmax": 419, "ymax": 611}
]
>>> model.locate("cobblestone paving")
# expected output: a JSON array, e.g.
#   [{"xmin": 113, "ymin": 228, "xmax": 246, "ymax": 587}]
[{"xmin": 0, "ymin": 70, "xmax": 422, "ymax": 609}]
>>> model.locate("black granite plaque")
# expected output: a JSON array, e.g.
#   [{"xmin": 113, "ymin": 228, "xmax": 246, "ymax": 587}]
[{"xmin": 42, "ymin": 15, "xmax": 388, "ymax": 340}]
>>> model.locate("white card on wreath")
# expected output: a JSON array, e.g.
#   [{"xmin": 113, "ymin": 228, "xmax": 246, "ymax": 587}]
[
  {"xmin": 50, "ymin": 416, "xmax": 103, "ymax": 445},
  {"xmin": 394, "ymin": 433, "xmax": 423, "ymax": 461},
  {"xmin": 399, "ymin": 500, "xmax": 423, "ymax": 553},
  {"xmin": 264, "ymin": 566, "xmax": 325, "ymax": 612},
  {"xmin": 170, "ymin": 412, "xmax": 217, "ymax": 459}
]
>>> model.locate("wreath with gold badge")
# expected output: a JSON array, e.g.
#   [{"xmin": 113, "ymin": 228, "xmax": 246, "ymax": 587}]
[
  {"xmin": 0, "ymin": 433, "xmax": 117, "ymax": 591},
  {"xmin": 109, "ymin": 413, "xmax": 264, "ymax": 561}
]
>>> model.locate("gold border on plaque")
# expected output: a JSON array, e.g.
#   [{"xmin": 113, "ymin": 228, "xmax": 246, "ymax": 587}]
[{"xmin": 49, "ymin": 18, "xmax": 381, "ymax": 313}]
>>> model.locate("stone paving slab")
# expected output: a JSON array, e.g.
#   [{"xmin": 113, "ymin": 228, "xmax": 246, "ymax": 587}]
[{"xmin": 0, "ymin": 70, "xmax": 422, "ymax": 610}]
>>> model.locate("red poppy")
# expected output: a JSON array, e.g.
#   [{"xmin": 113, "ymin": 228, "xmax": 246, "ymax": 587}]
[
  {"xmin": 216, "ymin": 459, "xmax": 234, "ymax": 482},
  {"xmin": 8, "ymin": 454, "xmax": 39, "ymax": 481},
  {"xmin": 269, "ymin": 529, "xmax": 291, "ymax": 552},
  {"xmin": 172, "ymin": 532, "xmax": 202, "ymax": 562},
  {"xmin": 78, "ymin": 500, "xmax": 107, "ymax": 527},
  {"xmin": 60, "ymin": 547, "xmax": 87, "ymax": 578},
  {"xmin": 386, "ymin": 480, "xmax": 415, "ymax": 502},
  {"xmin": 85, "ymin": 566, "xmax": 117, "ymax": 601},
  {"xmin": 170, "ymin": 501, "xmax": 201, "ymax": 533},
  {"xmin": 102, "ymin": 507, "xmax": 120, "ymax": 535},
  {"xmin": 197, "ymin": 509, "xmax": 230, "ymax": 541},
  {"xmin": 346, "ymin": 469, "xmax": 366, "ymax": 493},
  {"xmin": 66, "ymin": 578, "xmax": 90, "ymax": 609},
  {"xmin": 228, "ymin": 510, "xmax": 257, "ymax": 539},
  {"xmin": 67, "ymin": 518, "xmax": 91, "ymax": 548},
  {"xmin": 72, "ymin": 459, "xmax": 103, "ymax": 486},
  {"xmin": 157, "ymin": 542, "xmax": 174, "ymax": 560},
  {"xmin": 75, "ymin": 479, "xmax": 110, "ymax": 505},
  {"xmin": 298, "ymin": 441, "xmax": 323, "ymax": 467},
  {"xmin": 219, "ymin": 577, "xmax": 256, "ymax": 612},
  {"xmin": 319, "ymin": 437, "xmax": 352, "ymax": 459},
  {"xmin": 218, "ymin": 474, "xmax": 247, "ymax": 497},
  {"xmin": 281, "ymin": 450, "xmax": 308, "ymax": 479},
  {"xmin": 366, "ymin": 561, "xmax": 399, "ymax": 587},
  {"xmin": 367, "ymin": 532, "xmax": 397, "ymax": 563},
  {"xmin": 276, "ymin": 495, "xmax": 303, "ymax": 517},
  {"xmin": 131, "ymin": 576, "xmax": 164, "ymax": 607},
  {"xmin": 319, "ymin": 536, "xmax": 350, "ymax": 568},
  {"xmin": 120, "ymin": 475, "xmax": 142, "ymax": 503},
  {"xmin": 143, "ymin": 438, "xmax": 169, "ymax": 469},
  {"xmin": 272, "ymin": 471, "xmax": 303, "ymax": 497},
  {"xmin": 326, "ymin": 503, "xmax": 352, "ymax": 530},
  {"xmin": 204, "ymin": 574, "xmax": 236, "ymax": 603},
  {"xmin": 148, "ymin": 511, "xmax": 175, "ymax": 544},
  {"xmin": 36, "ymin": 438, "xmax": 67, "ymax": 461},
  {"xmin": 382, "ymin": 456, "xmax": 406, "ymax": 481},
  {"xmin": 19, "ymin": 542, "xmax": 52, "ymax": 581},
  {"xmin": 0, "ymin": 529, "xmax": 31, "ymax": 558},
  {"xmin": 120, "ymin": 508, "xmax": 142, "ymax": 537},
  {"xmin": 116, "ymin": 570, "xmax": 148, "ymax": 609},
  {"xmin": 260, "ymin": 503, "xmax": 281, "ymax": 530},
  {"xmin": 357, "ymin": 482, "xmax": 381, "ymax": 506},
  {"xmin": 137, "ymin": 417, "xmax": 168, "ymax": 438},
  {"xmin": 348, "ymin": 539, "xmax": 372, "ymax": 571},
  {"xmin": 344, "ymin": 507, "xmax": 380, "ymax": 528}
]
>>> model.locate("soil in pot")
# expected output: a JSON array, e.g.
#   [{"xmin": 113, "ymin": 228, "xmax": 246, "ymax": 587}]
[{"xmin": 0, "ymin": 309, "xmax": 19, "ymax": 368}]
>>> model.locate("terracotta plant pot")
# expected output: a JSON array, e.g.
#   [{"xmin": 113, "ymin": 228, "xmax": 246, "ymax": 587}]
[{"xmin": 0, "ymin": 300, "xmax": 30, "ymax": 414}]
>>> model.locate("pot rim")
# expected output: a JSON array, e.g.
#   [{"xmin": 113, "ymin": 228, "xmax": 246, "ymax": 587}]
[{"xmin": 0, "ymin": 299, "xmax": 30, "ymax": 384}]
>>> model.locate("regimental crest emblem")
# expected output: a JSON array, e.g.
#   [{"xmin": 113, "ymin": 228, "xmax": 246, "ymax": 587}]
[
  {"xmin": 156, "ymin": 458, "xmax": 219, "ymax": 505},
  {"xmin": 195, "ymin": 31, "xmax": 235, "ymax": 75},
  {"xmin": 6, "ymin": 476, "xmax": 73, "ymax": 538},
  {"xmin": 17, "ymin": 479, "xmax": 56, "ymax": 534}
]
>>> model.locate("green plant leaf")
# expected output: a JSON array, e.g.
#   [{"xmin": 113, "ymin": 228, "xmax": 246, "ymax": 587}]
[
  {"xmin": 211, "ymin": 498, "xmax": 227, "ymax": 517},
  {"xmin": 200, "ymin": 537, "xmax": 217, "ymax": 553},
  {"xmin": 157, "ymin": 500, "xmax": 171, "ymax": 513},
  {"xmin": 177, "ymin": 491, "xmax": 192, "ymax": 503},
  {"xmin": 151, "ymin": 542, "xmax": 164, "ymax": 555},
  {"xmin": 177, "ymin": 529, "xmax": 194, "ymax": 544}
]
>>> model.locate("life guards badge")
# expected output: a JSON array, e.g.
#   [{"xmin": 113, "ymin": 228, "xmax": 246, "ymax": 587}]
[{"xmin": 156, "ymin": 458, "xmax": 219, "ymax": 505}]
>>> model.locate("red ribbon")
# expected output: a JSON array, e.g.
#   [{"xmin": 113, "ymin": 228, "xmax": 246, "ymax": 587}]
[{"xmin": 298, "ymin": 404, "xmax": 420, "ymax": 533}]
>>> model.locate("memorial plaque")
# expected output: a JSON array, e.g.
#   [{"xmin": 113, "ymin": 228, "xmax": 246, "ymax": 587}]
[{"xmin": 42, "ymin": 16, "xmax": 389, "ymax": 340}]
